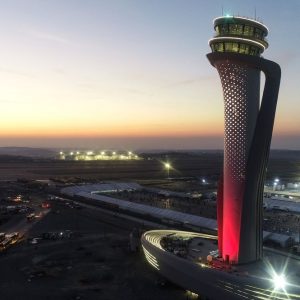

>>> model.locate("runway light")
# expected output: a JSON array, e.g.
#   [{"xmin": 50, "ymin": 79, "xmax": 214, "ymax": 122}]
[{"xmin": 272, "ymin": 273, "xmax": 287, "ymax": 290}]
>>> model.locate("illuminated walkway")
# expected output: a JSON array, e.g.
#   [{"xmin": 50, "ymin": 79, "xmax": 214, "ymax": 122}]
[{"xmin": 142, "ymin": 230, "xmax": 300, "ymax": 300}]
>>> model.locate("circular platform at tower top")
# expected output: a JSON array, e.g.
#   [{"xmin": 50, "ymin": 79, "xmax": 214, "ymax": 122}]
[{"xmin": 209, "ymin": 16, "xmax": 269, "ymax": 56}]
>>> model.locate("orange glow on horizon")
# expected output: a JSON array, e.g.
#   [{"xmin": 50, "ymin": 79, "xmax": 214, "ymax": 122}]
[
  {"xmin": 0, "ymin": 129, "xmax": 223, "ymax": 139},
  {"xmin": 0, "ymin": 118, "xmax": 297, "ymax": 139},
  {"xmin": 0, "ymin": 119, "xmax": 225, "ymax": 138}
]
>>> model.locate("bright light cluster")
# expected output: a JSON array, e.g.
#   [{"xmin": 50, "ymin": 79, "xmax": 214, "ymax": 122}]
[
  {"xmin": 58, "ymin": 150, "xmax": 140, "ymax": 161},
  {"xmin": 272, "ymin": 273, "xmax": 287, "ymax": 291},
  {"xmin": 164, "ymin": 162, "xmax": 171, "ymax": 169}
]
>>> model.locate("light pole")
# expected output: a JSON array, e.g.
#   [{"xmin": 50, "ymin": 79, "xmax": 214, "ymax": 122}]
[{"xmin": 273, "ymin": 178, "xmax": 279, "ymax": 191}]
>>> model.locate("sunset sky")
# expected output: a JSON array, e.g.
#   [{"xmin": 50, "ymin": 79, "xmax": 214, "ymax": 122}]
[{"xmin": 0, "ymin": 0, "xmax": 299, "ymax": 149}]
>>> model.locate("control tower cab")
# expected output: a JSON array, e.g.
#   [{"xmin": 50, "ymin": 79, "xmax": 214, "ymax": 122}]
[{"xmin": 209, "ymin": 16, "xmax": 268, "ymax": 56}]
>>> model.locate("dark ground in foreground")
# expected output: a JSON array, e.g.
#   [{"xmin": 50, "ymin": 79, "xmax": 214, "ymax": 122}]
[{"xmin": 0, "ymin": 201, "xmax": 186, "ymax": 300}]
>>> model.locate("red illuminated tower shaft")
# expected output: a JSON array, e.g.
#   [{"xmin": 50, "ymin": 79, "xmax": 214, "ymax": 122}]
[{"xmin": 219, "ymin": 62, "xmax": 259, "ymax": 263}]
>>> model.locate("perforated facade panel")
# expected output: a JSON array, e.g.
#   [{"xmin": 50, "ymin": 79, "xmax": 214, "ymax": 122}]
[{"xmin": 214, "ymin": 60, "xmax": 260, "ymax": 263}]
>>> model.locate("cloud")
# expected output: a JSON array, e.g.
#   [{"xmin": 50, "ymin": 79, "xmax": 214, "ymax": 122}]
[
  {"xmin": 120, "ymin": 87, "xmax": 153, "ymax": 96},
  {"xmin": 23, "ymin": 29, "xmax": 71, "ymax": 45},
  {"xmin": 53, "ymin": 68, "xmax": 66, "ymax": 75},
  {"xmin": 77, "ymin": 83, "xmax": 97, "ymax": 89},
  {"xmin": 0, "ymin": 67, "xmax": 36, "ymax": 78},
  {"xmin": 0, "ymin": 99, "xmax": 28, "ymax": 104},
  {"xmin": 76, "ymin": 83, "xmax": 152, "ymax": 97},
  {"xmin": 160, "ymin": 75, "xmax": 215, "ymax": 89}
]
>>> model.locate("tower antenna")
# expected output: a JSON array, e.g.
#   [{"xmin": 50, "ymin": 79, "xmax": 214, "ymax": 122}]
[
  {"xmin": 255, "ymin": 7, "xmax": 257, "ymax": 20},
  {"xmin": 222, "ymin": 6, "xmax": 223, "ymax": 16}
]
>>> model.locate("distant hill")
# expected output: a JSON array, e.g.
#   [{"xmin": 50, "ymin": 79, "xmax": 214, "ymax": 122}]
[
  {"xmin": 269, "ymin": 150, "xmax": 300, "ymax": 160},
  {"xmin": 0, "ymin": 147, "xmax": 56, "ymax": 158},
  {"xmin": 0, "ymin": 147, "xmax": 298, "ymax": 160},
  {"xmin": 0, "ymin": 155, "xmax": 35, "ymax": 162}
]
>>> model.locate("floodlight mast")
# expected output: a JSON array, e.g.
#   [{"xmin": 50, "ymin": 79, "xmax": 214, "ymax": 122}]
[{"xmin": 208, "ymin": 16, "xmax": 281, "ymax": 264}]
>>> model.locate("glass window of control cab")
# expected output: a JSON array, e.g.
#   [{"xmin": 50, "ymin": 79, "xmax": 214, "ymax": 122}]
[
  {"xmin": 254, "ymin": 28, "xmax": 262, "ymax": 39},
  {"xmin": 249, "ymin": 46, "xmax": 258, "ymax": 55},
  {"xmin": 225, "ymin": 42, "xmax": 233, "ymax": 52},
  {"xmin": 229, "ymin": 24, "xmax": 237, "ymax": 34},
  {"xmin": 213, "ymin": 44, "xmax": 217, "ymax": 52},
  {"xmin": 239, "ymin": 43, "xmax": 249, "ymax": 55},
  {"xmin": 228, "ymin": 24, "xmax": 243, "ymax": 35},
  {"xmin": 221, "ymin": 23, "xmax": 229, "ymax": 34},
  {"xmin": 215, "ymin": 43, "xmax": 224, "ymax": 52},
  {"xmin": 219, "ymin": 42, "xmax": 224, "ymax": 52},
  {"xmin": 232, "ymin": 42, "xmax": 239, "ymax": 52},
  {"xmin": 243, "ymin": 25, "xmax": 254, "ymax": 36},
  {"xmin": 236, "ymin": 24, "xmax": 243, "ymax": 35}
]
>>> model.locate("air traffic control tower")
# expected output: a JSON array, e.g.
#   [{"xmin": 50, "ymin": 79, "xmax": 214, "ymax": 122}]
[{"xmin": 207, "ymin": 16, "xmax": 281, "ymax": 264}]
